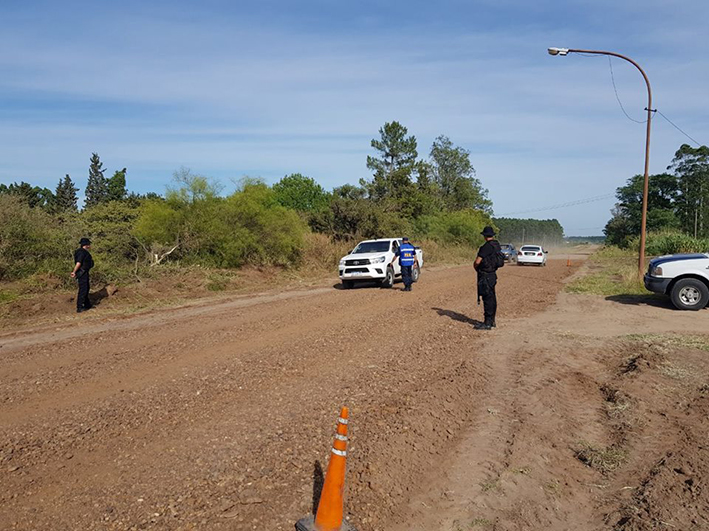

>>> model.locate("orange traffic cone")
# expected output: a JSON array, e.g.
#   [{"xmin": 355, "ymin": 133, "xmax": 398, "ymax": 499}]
[
  {"xmin": 567, "ymin": 257, "xmax": 571, "ymax": 267},
  {"xmin": 296, "ymin": 407, "xmax": 357, "ymax": 531}
]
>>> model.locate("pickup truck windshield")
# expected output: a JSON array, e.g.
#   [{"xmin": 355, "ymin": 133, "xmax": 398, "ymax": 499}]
[{"xmin": 352, "ymin": 241, "xmax": 391, "ymax": 254}]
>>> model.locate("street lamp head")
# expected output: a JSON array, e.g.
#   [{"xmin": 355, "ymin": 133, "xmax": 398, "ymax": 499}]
[{"xmin": 548, "ymin": 47, "xmax": 569, "ymax": 56}]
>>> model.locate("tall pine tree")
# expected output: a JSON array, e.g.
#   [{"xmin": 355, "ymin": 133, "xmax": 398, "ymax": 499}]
[
  {"xmin": 363, "ymin": 121, "xmax": 419, "ymax": 201},
  {"xmin": 55, "ymin": 174, "xmax": 79, "ymax": 211},
  {"xmin": 85, "ymin": 152, "xmax": 108, "ymax": 208},
  {"xmin": 107, "ymin": 168, "xmax": 127, "ymax": 202}
]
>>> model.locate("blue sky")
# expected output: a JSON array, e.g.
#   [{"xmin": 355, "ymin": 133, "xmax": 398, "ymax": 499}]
[{"xmin": 1, "ymin": 0, "xmax": 707, "ymax": 236}]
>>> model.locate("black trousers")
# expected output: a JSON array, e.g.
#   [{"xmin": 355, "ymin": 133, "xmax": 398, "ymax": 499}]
[
  {"xmin": 401, "ymin": 265, "xmax": 413, "ymax": 287},
  {"xmin": 478, "ymin": 272, "xmax": 497, "ymax": 325},
  {"xmin": 77, "ymin": 271, "xmax": 91, "ymax": 310}
]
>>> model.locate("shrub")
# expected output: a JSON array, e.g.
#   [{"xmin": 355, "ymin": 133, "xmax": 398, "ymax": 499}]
[
  {"xmin": 628, "ymin": 230, "xmax": 709, "ymax": 256},
  {"xmin": 0, "ymin": 195, "xmax": 71, "ymax": 280},
  {"xmin": 413, "ymin": 209, "xmax": 492, "ymax": 247},
  {"xmin": 134, "ymin": 180, "xmax": 307, "ymax": 268}
]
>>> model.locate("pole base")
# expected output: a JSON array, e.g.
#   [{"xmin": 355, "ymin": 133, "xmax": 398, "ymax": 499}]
[{"xmin": 295, "ymin": 515, "xmax": 357, "ymax": 531}]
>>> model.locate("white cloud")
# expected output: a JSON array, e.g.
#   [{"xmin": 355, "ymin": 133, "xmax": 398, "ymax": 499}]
[{"xmin": 0, "ymin": 2, "xmax": 708, "ymax": 236}]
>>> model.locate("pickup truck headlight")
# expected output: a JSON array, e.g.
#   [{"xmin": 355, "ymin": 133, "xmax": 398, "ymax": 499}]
[
  {"xmin": 339, "ymin": 258, "xmax": 346, "ymax": 266},
  {"xmin": 371, "ymin": 256, "xmax": 387, "ymax": 263},
  {"xmin": 651, "ymin": 266, "xmax": 663, "ymax": 276}
]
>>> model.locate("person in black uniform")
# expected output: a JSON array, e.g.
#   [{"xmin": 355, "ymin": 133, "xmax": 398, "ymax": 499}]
[
  {"xmin": 71, "ymin": 238, "xmax": 94, "ymax": 313},
  {"xmin": 474, "ymin": 226, "xmax": 502, "ymax": 330}
]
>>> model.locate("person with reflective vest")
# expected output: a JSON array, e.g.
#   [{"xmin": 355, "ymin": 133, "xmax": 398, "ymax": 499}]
[{"xmin": 393, "ymin": 237, "xmax": 419, "ymax": 292}]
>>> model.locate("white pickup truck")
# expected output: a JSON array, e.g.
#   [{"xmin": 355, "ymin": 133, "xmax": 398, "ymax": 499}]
[
  {"xmin": 338, "ymin": 238, "xmax": 424, "ymax": 289},
  {"xmin": 644, "ymin": 253, "xmax": 709, "ymax": 310}
]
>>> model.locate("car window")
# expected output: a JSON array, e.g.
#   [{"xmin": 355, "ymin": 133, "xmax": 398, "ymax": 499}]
[
  {"xmin": 391, "ymin": 241, "xmax": 399, "ymax": 253},
  {"xmin": 352, "ymin": 241, "xmax": 390, "ymax": 254}
]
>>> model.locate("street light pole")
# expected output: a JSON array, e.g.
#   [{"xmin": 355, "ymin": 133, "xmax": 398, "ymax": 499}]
[{"xmin": 548, "ymin": 47, "xmax": 653, "ymax": 278}]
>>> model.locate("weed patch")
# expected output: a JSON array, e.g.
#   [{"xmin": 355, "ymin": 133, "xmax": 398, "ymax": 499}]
[
  {"xmin": 566, "ymin": 261, "xmax": 646, "ymax": 296},
  {"xmin": 0, "ymin": 290, "xmax": 19, "ymax": 304},
  {"xmin": 574, "ymin": 442, "xmax": 627, "ymax": 473},
  {"xmin": 624, "ymin": 333, "xmax": 709, "ymax": 352}
]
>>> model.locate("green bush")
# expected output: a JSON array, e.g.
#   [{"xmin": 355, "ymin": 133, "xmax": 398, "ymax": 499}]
[
  {"xmin": 134, "ymin": 179, "xmax": 307, "ymax": 268},
  {"xmin": 414, "ymin": 209, "xmax": 492, "ymax": 247},
  {"xmin": 0, "ymin": 195, "xmax": 72, "ymax": 280},
  {"xmin": 628, "ymin": 230, "xmax": 709, "ymax": 256}
]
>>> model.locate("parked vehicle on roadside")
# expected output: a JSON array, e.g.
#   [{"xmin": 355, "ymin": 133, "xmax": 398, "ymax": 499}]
[
  {"xmin": 644, "ymin": 252, "xmax": 709, "ymax": 310},
  {"xmin": 338, "ymin": 238, "xmax": 424, "ymax": 289},
  {"xmin": 500, "ymin": 243, "xmax": 517, "ymax": 263},
  {"xmin": 517, "ymin": 245, "xmax": 547, "ymax": 266}
]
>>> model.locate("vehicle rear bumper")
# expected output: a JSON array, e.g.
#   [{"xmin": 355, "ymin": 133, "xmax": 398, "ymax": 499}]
[
  {"xmin": 517, "ymin": 257, "xmax": 545, "ymax": 264},
  {"xmin": 644, "ymin": 274, "xmax": 671, "ymax": 294}
]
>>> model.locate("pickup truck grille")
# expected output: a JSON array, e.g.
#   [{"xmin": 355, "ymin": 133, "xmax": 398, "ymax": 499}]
[
  {"xmin": 345, "ymin": 259, "xmax": 370, "ymax": 266},
  {"xmin": 345, "ymin": 267, "xmax": 369, "ymax": 273}
]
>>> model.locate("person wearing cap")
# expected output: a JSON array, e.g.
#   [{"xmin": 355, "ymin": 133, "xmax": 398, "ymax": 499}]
[
  {"xmin": 391, "ymin": 237, "xmax": 419, "ymax": 292},
  {"xmin": 474, "ymin": 226, "xmax": 503, "ymax": 329},
  {"xmin": 71, "ymin": 238, "xmax": 94, "ymax": 313}
]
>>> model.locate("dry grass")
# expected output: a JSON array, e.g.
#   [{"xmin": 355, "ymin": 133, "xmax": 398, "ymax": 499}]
[
  {"xmin": 625, "ymin": 333, "xmax": 709, "ymax": 353},
  {"xmin": 574, "ymin": 442, "xmax": 628, "ymax": 473}
]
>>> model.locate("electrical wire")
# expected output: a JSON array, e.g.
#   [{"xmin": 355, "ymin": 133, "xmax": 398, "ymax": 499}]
[
  {"xmin": 656, "ymin": 110, "xmax": 703, "ymax": 147},
  {"xmin": 498, "ymin": 193, "xmax": 615, "ymax": 217},
  {"xmin": 608, "ymin": 57, "xmax": 647, "ymax": 124}
]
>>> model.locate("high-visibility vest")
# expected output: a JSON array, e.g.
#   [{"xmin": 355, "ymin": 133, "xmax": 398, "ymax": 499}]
[{"xmin": 399, "ymin": 243, "xmax": 416, "ymax": 266}]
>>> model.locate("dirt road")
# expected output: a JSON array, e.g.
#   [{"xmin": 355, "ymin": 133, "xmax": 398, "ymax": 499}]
[{"xmin": 1, "ymin": 258, "xmax": 707, "ymax": 530}]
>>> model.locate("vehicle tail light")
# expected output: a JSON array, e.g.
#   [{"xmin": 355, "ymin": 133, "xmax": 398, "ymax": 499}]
[
  {"xmin": 517, "ymin": 251, "xmax": 522, "ymax": 256},
  {"xmin": 537, "ymin": 252, "xmax": 543, "ymax": 256}
]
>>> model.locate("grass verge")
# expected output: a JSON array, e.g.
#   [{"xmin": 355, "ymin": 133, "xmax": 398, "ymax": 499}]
[{"xmin": 566, "ymin": 247, "xmax": 646, "ymax": 296}]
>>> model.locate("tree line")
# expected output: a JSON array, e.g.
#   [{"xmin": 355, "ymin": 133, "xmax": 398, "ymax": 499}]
[
  {"xmin": 0, "ymin": 121, "xmax": 566, "ymax": 282},
  {"xmin": 0, "ymin": 152, "xmax": 159, "ymax": 213},
  {"xmin": 492, "ymin": 218, "xmax": 565, "ymax": 247},
  {"xmin": 604, "ymin": 144, "xmax": 709, "ymax": 247}
]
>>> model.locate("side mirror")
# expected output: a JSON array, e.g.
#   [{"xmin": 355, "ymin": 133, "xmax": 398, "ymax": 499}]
[
  {"xmin": 348, "ymin": 250, "xmax": 353, "ymax": 254},
  {"xmin": 544, "ymin": 250, "xmax": 548, "ymax": 254}
]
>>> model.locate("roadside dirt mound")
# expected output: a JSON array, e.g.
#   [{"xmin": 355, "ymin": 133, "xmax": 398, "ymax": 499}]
[
  {"xmin": 388, "ymin": 292, "xmax": 709, "ymax": 531},
  {"xmin": 604, "ymin": 338, "xmax": 709, "ymax": 531}
]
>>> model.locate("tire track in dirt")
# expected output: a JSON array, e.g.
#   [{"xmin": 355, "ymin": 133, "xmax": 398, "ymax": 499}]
[
  {"xmin": 0, "ymin": 263, "xmax": 575, "ymax": 530},
  {"xmin": 389, "ymin": 280, "xmax": 709, "ymax": 531}
]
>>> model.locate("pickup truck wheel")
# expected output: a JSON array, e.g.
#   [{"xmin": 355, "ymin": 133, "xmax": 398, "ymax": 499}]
[
  {"xmin": 342, "ymin": 280, "xmax": 354, "ymax": 290},
  {"xmin": 381, "ymin": 267, "xmax": 395, "ymax": 289},
  {"xmin": 412, "ymin": 264, "xmax": 420, "ymax": 283},
  {"xmin": 670, "ymin": 278, "xmax": 709, "ymax": 311}
]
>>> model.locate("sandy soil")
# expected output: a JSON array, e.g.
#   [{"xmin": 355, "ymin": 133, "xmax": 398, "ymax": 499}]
[{"xmin": 1, "ymin": 257, "xmax": 707, "ymax": 530}]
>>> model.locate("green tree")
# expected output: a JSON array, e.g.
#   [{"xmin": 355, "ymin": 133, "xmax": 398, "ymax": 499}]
[
  {"xmin": 429, "ymin": 135, "xmax": 491, "ymax": 212},
  {"xmin": 493, "ymin": 218, "xmax": 565, "ymax": 246},
  {"xmin": 363, "ymin": 121, "xmax": 419, "ymax": 202},
  {"xmin": 85, "ymin": 153, "xmax": 109, "ymax": 208},
  {"xmin": 107, "ymin": 168, "xmax": 127, "ymax": 202},
  {"xmin": 668, "ymin": 144, "xmax": 709, "ymax": 238},
  {"xmin": 54, "ymin": 175, "xmax": 79, "ymax": 212},
  {"xmin": 603, "ymin": 173, "xmax": 679, "ymax": 246},
  {"xmin": 272, "ymin": 173, "xmax": 330, "ymax": 213},
  {"xmin": 0, "ymin": 181, "xmax": 55, "ymax": 210}
]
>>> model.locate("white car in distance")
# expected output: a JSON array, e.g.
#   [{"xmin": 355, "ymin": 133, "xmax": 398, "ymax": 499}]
[{"xmin": 517, "ymin": 245, "xmax": 547, "ymax": 266}]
